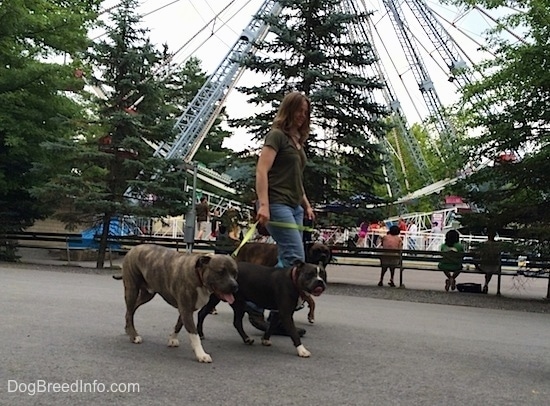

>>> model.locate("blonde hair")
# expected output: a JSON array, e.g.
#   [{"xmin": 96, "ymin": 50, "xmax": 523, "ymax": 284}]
[{"xmin": 272, "ymin": 91, "xmax": 311, "ymax": 145}]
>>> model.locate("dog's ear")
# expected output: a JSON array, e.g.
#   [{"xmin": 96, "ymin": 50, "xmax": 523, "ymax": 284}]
[
  {"xmin": 196, "ymin": 255, "xmax": 212, "ymax": 269},
  {"xmin": 322, "ymin": 249, "xmax": 334, "ymax": 265},
  {"xmin": 291, "ymin": 259, "xmax": 305, "ymax": 268}
]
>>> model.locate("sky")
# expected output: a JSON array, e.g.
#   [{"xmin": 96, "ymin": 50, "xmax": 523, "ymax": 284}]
[{"xmin": 97, "ymin": 0, "xmax": 514, "ymax": 152}]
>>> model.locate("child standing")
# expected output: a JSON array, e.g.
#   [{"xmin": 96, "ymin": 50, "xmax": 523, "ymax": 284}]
[{"xmin": 357, "ymin": 219, "xmax": 369, "ymax": 248}]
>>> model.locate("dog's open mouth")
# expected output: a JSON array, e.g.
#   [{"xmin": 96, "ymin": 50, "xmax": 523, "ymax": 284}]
[
  {"xmin": 311, "ymin": 286, "xmax": 324, "ymax": 297},
  {"xmin": 216, "ymin": 292, "xmax": 235, "ymax": 304}
]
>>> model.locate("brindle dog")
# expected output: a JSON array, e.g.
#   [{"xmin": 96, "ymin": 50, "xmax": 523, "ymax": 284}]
[{"xmin": 121, "ymin": 244, "xmax": 238, "ymax": 363}]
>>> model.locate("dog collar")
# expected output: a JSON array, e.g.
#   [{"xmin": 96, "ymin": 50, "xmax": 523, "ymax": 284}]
[
  {"xmin": 291, "ymin": 266, "xmax": 299, "ymax": 287},
  {"xmin": 195, "ymin": 267, "xmax": 204, "ymax": 287},
  {"xmin": 290, "ymin": 266, "xmax": 308, "ymax": 300}
]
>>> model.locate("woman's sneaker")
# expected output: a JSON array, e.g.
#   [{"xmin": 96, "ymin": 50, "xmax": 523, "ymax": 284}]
[
  {"xmin": 247, "ymin": 310, "xmax": 269, "ymax": 331},
  {"xmin": 271, "ymin": 322, "xmax": 306, "ymax": 337}
]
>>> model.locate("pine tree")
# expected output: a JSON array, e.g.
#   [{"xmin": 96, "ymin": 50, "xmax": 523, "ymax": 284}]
[
  {"xmin": 33, "ymin": 0, "xmax": 190, "ymax": 268},
  {"xmin": 231, "ymin": 0, "xmax": 389, "ymax": 206},
  {"xmin": 0, "ymin": 0, "xmax": 101, "ymax": 260}
]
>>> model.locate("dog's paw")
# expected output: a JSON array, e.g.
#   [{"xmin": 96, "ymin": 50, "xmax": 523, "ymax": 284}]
[
  {"xmin": 131, "ymin": 336, "xmax": 143, "ymax": 344},
  {"xmin": 244, "ymin": 337, "xmax": 255, "ymax": 345},
  {"xmin": 308, "ymin": 317, "xmax": 315, "ymax": 324},
  {"xmin": 261, "ymin": 338, "xmax": 272, "ymax": 346},
  {"xmin": 197, "ymin": 353, "xmax": 212, "ymax": 363},
  {"xmin": 167, "ymin": 338, "xmax": 180, "ymax": 347},
  {"xmin": 296, "ymin": 345, "xmax": 311, "ymax": 358}
]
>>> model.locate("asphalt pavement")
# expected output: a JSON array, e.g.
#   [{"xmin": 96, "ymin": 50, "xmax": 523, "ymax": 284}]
[{"xmin": 1, "ymin": 250, "xmax": 549, "ymax": 405}]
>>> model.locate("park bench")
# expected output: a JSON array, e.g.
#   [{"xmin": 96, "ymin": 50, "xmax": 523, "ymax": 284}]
[
  {"xmin": 0, "ymin": 231, "xmax": 215, "ymax": 261},
  {"xmin": 1, "ymin": 231, "xmax": 87, "ymax": 263},
  {"xmin": 329, "ymin": 245, "xmax": 550, "ymax": 299},
  {"xmin": 1, "ymin": 231, "xmax": 84, "ymax": 248}
]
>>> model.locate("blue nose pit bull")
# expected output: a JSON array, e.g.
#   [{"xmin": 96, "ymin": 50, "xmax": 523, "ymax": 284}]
[
  {"xmin": 197, "ymin": 260, "xmax": 327, "ymax": 358},
  {"xmin": 232, "ymin": 242, "xmax": 332, "ymax": 323}
]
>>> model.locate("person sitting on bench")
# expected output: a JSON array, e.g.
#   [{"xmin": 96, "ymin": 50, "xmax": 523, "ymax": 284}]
[
  {"xmin": 377, "ymin": 225, "xmax": 403, "ymax": 287},
  {"xmin": 438, "ymin": 229, "xmax": 464, "ymax": 292},
  {"xmin": 474, "ymin": 231, "xmax": 501, "ymax": 294}
]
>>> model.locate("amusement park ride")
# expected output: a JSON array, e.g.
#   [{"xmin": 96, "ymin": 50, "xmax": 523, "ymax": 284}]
[{"xmin": 94, "ymin": 1, "xmax": 522, "ymax": 228}]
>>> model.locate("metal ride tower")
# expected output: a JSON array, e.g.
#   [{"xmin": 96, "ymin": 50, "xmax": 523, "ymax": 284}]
[
  {"xmin": 151, "ymin": 0, "xmax": 281, "ymax": 194},
  {"xmin": 338, "ymin": 2, "xmax": 414, "ymax": 199},
  {"xmin": 379, "ymin": 0, "xmax": 492, "ymax": 202},
  {"xmin": 405, "ymin": 0, "xmax": 476, "ymax": 90},
  {"xmin": 381, "ymin": 0, "xmax": 459, "ymax": 153},
  {"xmin": 342, "ymin": 0, "xmax": 435, "ymax": 199}
]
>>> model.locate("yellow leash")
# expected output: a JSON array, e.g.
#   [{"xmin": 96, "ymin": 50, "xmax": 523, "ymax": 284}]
[
  {"xmin": 231, "ymin": 222, "xmax": 258, "ymax": 257},
  {"xmin": 268, "ymin": 221, "xmax": 315, "ymax": 232},
  {"xmin": 230, "ymin": 221, "xmax": 315, "ymax": 258}
]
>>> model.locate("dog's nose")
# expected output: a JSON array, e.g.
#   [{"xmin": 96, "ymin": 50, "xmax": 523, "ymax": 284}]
[{"xmin": 231, "ymin": 282, "xmax": 239, "ymax": 293}]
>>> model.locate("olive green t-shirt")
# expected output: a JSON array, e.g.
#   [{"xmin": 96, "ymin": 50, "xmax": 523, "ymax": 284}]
[
  {"xmin": 438, "ymin": 242, "xmax": 465, "ymax": 271},
  {"xmin": 263, "ymin": 129, "xmax": 306, "ymax": 207}
]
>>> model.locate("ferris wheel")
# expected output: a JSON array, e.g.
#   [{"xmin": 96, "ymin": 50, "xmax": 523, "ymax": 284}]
[{"xmin": 98, "ymin": 0, "xmax": 523, "ymax": 203}]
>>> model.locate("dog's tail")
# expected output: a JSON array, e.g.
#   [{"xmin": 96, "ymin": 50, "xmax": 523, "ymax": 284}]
[{"xmin": 112, "ymin": 274, "xmax": 123, "ymax": 280}]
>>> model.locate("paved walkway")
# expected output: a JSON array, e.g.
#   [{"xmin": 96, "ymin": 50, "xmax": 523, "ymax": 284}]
[{"xmin": 2, "ymin": 266, "xmax": 549, "ymax": 406}]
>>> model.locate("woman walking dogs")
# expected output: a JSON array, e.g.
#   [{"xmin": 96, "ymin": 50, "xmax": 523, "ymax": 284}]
[
  {"xmin": 252, "ymin": 91, "xmax": 316, "ymax": 336},
  {"xmin": 256, "ymin": 91, "xmax": 315, "ymax": 264}
]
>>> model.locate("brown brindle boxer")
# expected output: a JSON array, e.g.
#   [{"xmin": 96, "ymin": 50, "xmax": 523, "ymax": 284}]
[{"xmin": 121, "ymin": 244, "xmax": 238, "ymax": 363}]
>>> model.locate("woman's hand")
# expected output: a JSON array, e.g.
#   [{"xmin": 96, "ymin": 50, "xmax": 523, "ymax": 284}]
[
  {"xmin": 302, "ymin": 194, "xmax": 315, "ymax": 221},
  {"xmin": 256, "ymin": 204, "xmax": 270, "ymax": 226},
  {"xmin": 304, "ymin": 205, "xmax": 315, "ymax": 221}
]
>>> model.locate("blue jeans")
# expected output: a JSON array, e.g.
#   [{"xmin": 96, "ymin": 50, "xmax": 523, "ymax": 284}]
[
  {"xmin": 247, "ymin": 203, "xmax": 305, "ymax": 315},
  {"xmin": 265, "ymin": 203, "xmax": 305, "ymax": 267}
]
